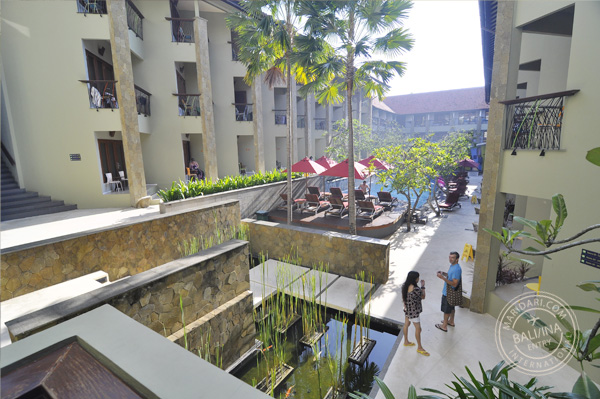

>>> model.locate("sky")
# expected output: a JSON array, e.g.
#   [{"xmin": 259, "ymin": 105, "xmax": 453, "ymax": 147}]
[{"xmin": 387, "ymin": 0, "xmax": 485, "ymax": 96}]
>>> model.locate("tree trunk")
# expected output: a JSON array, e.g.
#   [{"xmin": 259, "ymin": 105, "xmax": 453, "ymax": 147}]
[
  {"xmin": 285, "ymin": 4, "xmax": 294, "ymax": 225},
  {"xmin": 347, "ymin": 9, "xmax": 357, "ymax": 235}
]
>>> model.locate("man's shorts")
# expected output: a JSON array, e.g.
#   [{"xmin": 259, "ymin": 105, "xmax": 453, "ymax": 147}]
[{"xmin": 441, "ymin": 295, "xmax": 454, "ymax": 314}]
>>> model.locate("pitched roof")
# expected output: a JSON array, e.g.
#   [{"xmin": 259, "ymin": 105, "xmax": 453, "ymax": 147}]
[
  {"xmin": 383, "ymin": 87, "xmax": 488, "ymax": 115},
  {"xmin": 371, "ymin": 98, "xmax": 395, "ymax": 113}
]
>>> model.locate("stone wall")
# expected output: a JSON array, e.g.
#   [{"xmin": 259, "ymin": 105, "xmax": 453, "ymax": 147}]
[
  {"xmin": 169, "ymin": 291, "xmax": 255, "ymax": 370},
  {"xmin": 7, "ymin": 241, "xmax": 254, "ymax": 347},
  {"xmin": 243, "ymin": 220, "xmax": 390, "ymax": 284},
  {"xmin": 0, "ymin": 200, "xmax": 240, "ymax": 301},
  {"xmin": 159, "ymin": 176, "xmax": 324, "ymax": 219}
]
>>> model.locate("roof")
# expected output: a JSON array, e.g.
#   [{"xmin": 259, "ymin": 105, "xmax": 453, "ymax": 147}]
[
  {"xmin": 383, "ymin": 87, "xmax": 489, "ymax": 115},
  {"xmin": 371, "ymin": 98, "xmax": 395, "ymax": 113}
]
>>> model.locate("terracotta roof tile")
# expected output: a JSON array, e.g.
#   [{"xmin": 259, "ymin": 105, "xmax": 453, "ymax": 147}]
[
  {"xmin": 371, "ymin": 98, "xmax": 395, "ymax": 113},
  {"xmin": 383, "ymin": 87, "xmax": 488, "ymax": 115}
]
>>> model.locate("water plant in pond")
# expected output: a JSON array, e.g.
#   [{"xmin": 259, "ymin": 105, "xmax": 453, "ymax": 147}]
[{"xmin": 177, "ymin": 222, "xmax": 249, "ymax": 257}]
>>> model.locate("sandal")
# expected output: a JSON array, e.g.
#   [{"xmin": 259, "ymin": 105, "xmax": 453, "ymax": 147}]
[
  {"xmin": 417, "ymin": 349, "xmax": 430, "ymax": 356},
  {"xmin": 404, "ymin": 342, "xmax": 416, "ymax": 347},
  {"xmin": 442, "ymin": 321, "xmax": 455, "ymax": 327},
  {"xmin": 435, "ymin": 323, "xmax": 447, "ymax": 332}
]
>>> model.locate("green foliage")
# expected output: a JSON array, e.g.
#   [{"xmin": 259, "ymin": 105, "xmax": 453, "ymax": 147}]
[
  {"xmin": 177, "ymin": 223, "xmax": 249, "ymax": 257},
  {"xmin": 157, "ymin": 169, "xmax": 300, "ymax": 203},
  {"xmin": 325, "ymin": 119, "xmax": 375, "ymax": 162},
  {"xmin": 585, "ymin": 147, "xmax": 600, "ymax": 167}
]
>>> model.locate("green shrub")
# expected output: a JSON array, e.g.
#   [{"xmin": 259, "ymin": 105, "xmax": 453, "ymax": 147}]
[{"xmin": 157, "ymin": 170, "xmax": 301, "ymax": 203}]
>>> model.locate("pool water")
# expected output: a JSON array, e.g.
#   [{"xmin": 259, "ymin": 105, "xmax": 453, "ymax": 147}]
[{"xmin": 235, "ymin": 309, "xmax": 398, "ymax": 399}]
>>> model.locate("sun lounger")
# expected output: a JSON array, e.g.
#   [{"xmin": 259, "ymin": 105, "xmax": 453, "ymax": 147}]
[
  {"xmin": 329, "ymin": 187, "xmax": 348, "ymax": 200},
  {"xmin": 377, "ymin": 191, "xmax": 399, "ymax": 208},
  {"xmin": 325, "ymin": 196, "xmax": 348, "ymax": 218},
  {"xmin": 279, "ymin": 193, "xmax": 306, "ymax": 211},
  {"xmin": 356, "ymin": 200, "xmax": 384, "ymax": 220},
  {"xmin": 439, "ymin": 191, "xmax": 461, "ymax": 211},
  {"xmin": 355, "ymin": 189, "xmax": 377, "ymax": 202},
  {"xmin": 304, "ymin": 193, "xmax": 330, "ymax": 215},
  {"xmin": 307, "ymin": 186, "xmax": 331, "ymax": 200}
]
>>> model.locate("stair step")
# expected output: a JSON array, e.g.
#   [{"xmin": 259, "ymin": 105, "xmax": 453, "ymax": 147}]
[
  {"xmin": 1, "ymin": 204, "xmax": 78, "ymax": 222},
  {"xmin": 1, "ymin": 192, "xmax": 38, "ymax": 202},
  {"xmin": 1, "ymin": 201, "xmax": 65, "ymax": 216},
  {"xmin": 1, "ymin": 196, "xmax": 52, "ymax": 209},
  {"xmin": 1, "ymin": 188, "xmax": 26, "ymax": 197},
  {"xmin": 1, "ymin": 182, "xmax": 19, "ymax": 189}
]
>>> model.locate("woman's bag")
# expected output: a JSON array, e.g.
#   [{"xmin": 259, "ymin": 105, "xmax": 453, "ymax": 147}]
[{"xmin": 446, "ymin": 279, "xmax": 463, "ymax": 307}]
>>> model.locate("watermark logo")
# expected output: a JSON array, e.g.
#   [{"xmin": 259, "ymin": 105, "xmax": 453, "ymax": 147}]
[{"xmin": 495, "ymin": 291, "xmax": 579, "ymax": 376}]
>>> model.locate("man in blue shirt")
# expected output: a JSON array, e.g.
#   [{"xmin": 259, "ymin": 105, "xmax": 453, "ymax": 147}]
[{"xmin": 435, "ymin": 251, "xmax": 462, "ymax": 332}]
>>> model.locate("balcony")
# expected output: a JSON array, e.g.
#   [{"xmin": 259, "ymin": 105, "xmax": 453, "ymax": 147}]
[
  {"xmin": 234, "ymin": 103, "xmax": 253, "ymax": 121},
  {"xmin": 500, "ymin": 90, "xmax": 579, "ymax": 151},
  {"xmin": 77, "ymin": 0, "xmax": 107, "ymax": 15},
  {"xmin": 314, "ymin": 118, "xmax": 326, "ymax": 131},
  {"xmin": 167, "ymin": 18, "xmax": 194, "ymax": 43},
  {"xmin": 126, "ymin": 0, "xmax": 144, "ymax": 39},
  {"xmin": 274, "ymin": 110, "xmax": 286, "ymax": 125},
  {"xmin": 135, "ymin": 85, "xmax": 151, "ymax": 116},
  {"xmin": 176, "ymin": 94, "xmax": 201, "ymax": 117},
  {"xmin": 297, "ymin": 115, "xmax": 306, "ymax": 129},
  {"xmin": 80, "ymin": 80, "xmax": 118, "ymax": 109}
]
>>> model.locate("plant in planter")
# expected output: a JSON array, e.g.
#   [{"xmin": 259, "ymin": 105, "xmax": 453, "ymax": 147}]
[{"xmin": 349, "ymin": 272, "xmax": 376, "ymax": 365}]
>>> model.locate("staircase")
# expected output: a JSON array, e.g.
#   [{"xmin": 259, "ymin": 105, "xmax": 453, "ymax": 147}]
[{"xmin": 1, "ymin": 160, "xmax": 77, "ymax": 221}]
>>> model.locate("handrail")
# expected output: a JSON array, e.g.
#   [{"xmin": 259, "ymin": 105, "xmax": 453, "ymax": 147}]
[
  {"xmin": 126, "ymin": 0, "xmax": 144, "ymax": 39},
  {"xmin": 164, "ymin": 17, "xmax": 196, "ymax": 22},
  {"xmin": 1, "ymin": 143, "xmax": 15, "ymax": 166},
  {"xmin": 232, "ymin": 102, "xmax": 253, "ymax": 105},
  {"xmin": 499, "ymin": 89, "xmax": 579, "ymax": 105},
  {"xmin": 80, "ymin": 80, "xmax": 119, "ymax": 110},
  {"xmin": 134, "ymin": 85, "xmax": 151, "ymax": 96},
  {"xmin": 79, "ymin": 80, "xmax": 118, "ymax": 83},
  {"xmin": 172, "ymin": 93, "xmax": 201, "ymax": 96},
  {"xmin": 134, "ymin": 85, "xmax": 151, "ymax": 116}
]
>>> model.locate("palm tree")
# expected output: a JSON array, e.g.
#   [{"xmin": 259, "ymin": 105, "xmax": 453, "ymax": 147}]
[
  {"xmin": 227, "ymin": 1, "xmax": 330, "ymax": 225},
  {"xmin": 298, "ymin": 0, "xmax": 414, "ymax": 235}
]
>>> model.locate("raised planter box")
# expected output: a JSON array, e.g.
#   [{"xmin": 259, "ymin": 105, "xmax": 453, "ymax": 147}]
[
  {"xmin": 323, "ymin": 387, "xmax": 347, "ymax": 399},
  {"xmin": 276, "ymin": 313, "xmax": 301, "ymax": 334},
  {"xmin": 256, "ymin": 363, "xmax": 294, "ymax": 393},
  {"xmin": 159, "ymin": 176, "xmax": 322, "ymax": 219}
]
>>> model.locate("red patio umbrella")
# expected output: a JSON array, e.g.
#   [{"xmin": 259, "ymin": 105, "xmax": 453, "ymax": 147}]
[
  {"xmin": 359, "ymin": 155, "xmax": 391, "ymax": 171},
  {"xmin": 315, "ymin": 156, "xmax": 338, "ymax": 170},
  {"xmin": 458, "ymin": 158, "xmax": 480, "ymax": 169},
  {"xmin": 319, "ymin": 159, "xmax": 370, "ymax": 180},
  {"xmin": 283, "ymin": 157, "xmax": 327, "ymax": 195}
]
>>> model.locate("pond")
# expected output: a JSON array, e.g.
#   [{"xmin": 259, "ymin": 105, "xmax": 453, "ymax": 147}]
[{"xmin": 234, "ymin": 305, "xmax": 398, "ymax": 399}]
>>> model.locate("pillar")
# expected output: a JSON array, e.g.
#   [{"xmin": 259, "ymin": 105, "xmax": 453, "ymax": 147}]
[
  {"xmin": 252, "ymin": 80, "xmax": 265, "ymax": 172},
  {"xmin": 107, "ymin": 0, "xmax": 147, "ymax": 206}
]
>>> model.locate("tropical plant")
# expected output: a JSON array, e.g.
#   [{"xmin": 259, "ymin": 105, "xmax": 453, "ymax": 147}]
[
  {"xmin": 227, "ymin": 0, "xmax": 331, "ymax": 225},
  {"xmin": 298, "ymin": 0, "xmax": 414, "ymax": 235},
  {"xmin": 325, "ymin": 119, "xmax": 376, "ymax": 162},
  {"xmin": 375, "ymin": 138, "xmax": 437, "ymax": 232}
]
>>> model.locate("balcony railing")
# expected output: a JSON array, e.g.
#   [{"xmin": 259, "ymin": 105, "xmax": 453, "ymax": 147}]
[
  {"xmin": 175, "ymin": 94, "xmax": 201, "ymax": 116},
  {"xmin": 315, "ymin": 118, "xmax": 326, "ymax": 130},
  {"xmin": 234, "ymin": 103, "xmax": 253, "ymax": 121},
  {"xmin": 77, "ymin": 0, "xmax": 107, "ymax": 15},
  {"xmin": 80, "ymin": 80, "xmax": 118, "ymax": 109},
  {"xmin": 126, "ymin": 0, "xmax": 144, "ymax": 39},
  {"xmin": 274, "ymin": 110, "xmax": 286, "ymax": 125},
  {"xmin": 135, "ymin": 85, "xmax": 151, "ymax": 116},
  {"xmin": 166, "ymin": 18, "xmax": 195, "ymax": 43},
  {"xmin": 297, "ymin": 115, "xmax": 306, "ymax": 129},
  {"xmin": 500, "ymin": 90, "xmax": 579, "ymax": 151}
]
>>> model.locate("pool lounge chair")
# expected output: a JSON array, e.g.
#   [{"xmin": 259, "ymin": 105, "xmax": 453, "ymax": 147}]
[
  {"xmin": 356, "ymin": 200, "xmax": 384, "ymax": 220},
  {"xmin": 325, "ymin": 196, "xmax": 348, "ymax": 218},
  {"xmin": 355, "ymin": 190, "xmax": 377, "ymax": 202},
  {"xmin": 308, "ymin": 186, "xmax": 331, "ymax": 200},
  {"xmin": 278, "ymin": 193, "xmax": 306, "ymax": 212},
  {"xmin": 377, "ymin": 191, "xmax": 399, "ymax": 208},
  {"xmin": 304, "ymin": 193, "xmax": 330, "ymax": 215},
  {"xmin": 439, "ymin": 191, "xmax": 461, "ymax": 211},
  {"xmin": 329, "ymin": 187, "xmax": 348, "ymax": 200}
]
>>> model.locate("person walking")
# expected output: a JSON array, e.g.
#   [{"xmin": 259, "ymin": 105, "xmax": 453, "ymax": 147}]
[
  {"xmin": 402, "ymin": 271, "xmax": 429, "ymax": 356},
  {"xmin": 435, "ymin": 251, "xmax": 462, "ymax": 332}
]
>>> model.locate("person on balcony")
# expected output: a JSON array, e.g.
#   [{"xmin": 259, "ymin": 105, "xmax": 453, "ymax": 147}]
[{"xmin": 189, "ymin": 158, "xmax": 204, "ymax": 180}]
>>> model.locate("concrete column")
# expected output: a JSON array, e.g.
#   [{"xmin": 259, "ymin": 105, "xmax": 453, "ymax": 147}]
[
  {"xmin": 107, "ymin": 0, "xmax": 147, "ymax": 206},
  {"xmin": 356, "ymin": 90, "xmax": 362, "ymax": 124},
  {"xmin": 365, "ymin": 98, "xmax": 373, "ymax": 132},
  {"xmin": 194, "ymin": 17, "xmax": 218, "ymax": 181},
  {"xmin": 325, "ymin": 104, "xmax": 332, "ymax": 146},
  {"xmin": 305, "ymin": 94, "xmax": 315, "ymax": 157},
  {"xmin": 471, "ymin": 0, "xmax": 521, "ymax": 313},
  {"xmin": 290, "ymin": 79, "xmax": 298, "ymax": 162},
  {"xmin": 252, "ymin": 80, "xmax": 265, "ymax": 172}
]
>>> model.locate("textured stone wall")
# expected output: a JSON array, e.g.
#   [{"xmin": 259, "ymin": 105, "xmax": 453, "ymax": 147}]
[
  {"xmin": 0, "ymin": 200, "xmax": 240, "ymax": 301},
  {"xmin": 169, "ymin": 291, "xmax": 255, "ymax": 370},
  {"xmin": 8, "ymin": 241, "xmax": 253, "ymax": 343},
  {"xmin": 244, "ymin": 220, "xmax": 390, "ymax": 284}
]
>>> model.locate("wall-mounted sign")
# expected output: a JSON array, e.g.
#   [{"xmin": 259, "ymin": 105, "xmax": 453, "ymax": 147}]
[
  {"xmin": 581, "ymin": 249, "xmax": 600, "ymax": 269},
  {"xmin": 70, "ymin": 154, "xmax": 81, "ymax": 161}
]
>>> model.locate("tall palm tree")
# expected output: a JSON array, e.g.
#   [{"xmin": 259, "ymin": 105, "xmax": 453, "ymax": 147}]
[
  {"xmin": 299, "ymin": 0, "xmax": 414, "ymax": 235},
  {"xmin": 227, "ymin": 1, "xmax": 330, "ymax": 225}
]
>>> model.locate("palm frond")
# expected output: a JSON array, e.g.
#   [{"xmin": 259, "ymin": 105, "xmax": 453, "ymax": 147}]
[
  {"xmin": 373, "ymin": 28, "xmax": 414, "ymax": 57},
  {"xmin": 264, "ymin": 66, "xmax": 286, "ymax": 88}
]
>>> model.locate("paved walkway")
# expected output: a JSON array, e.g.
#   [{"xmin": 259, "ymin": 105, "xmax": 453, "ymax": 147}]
[{"xmin": 0, "ymin": 175, "xmax": 582, "ymax": 397}]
